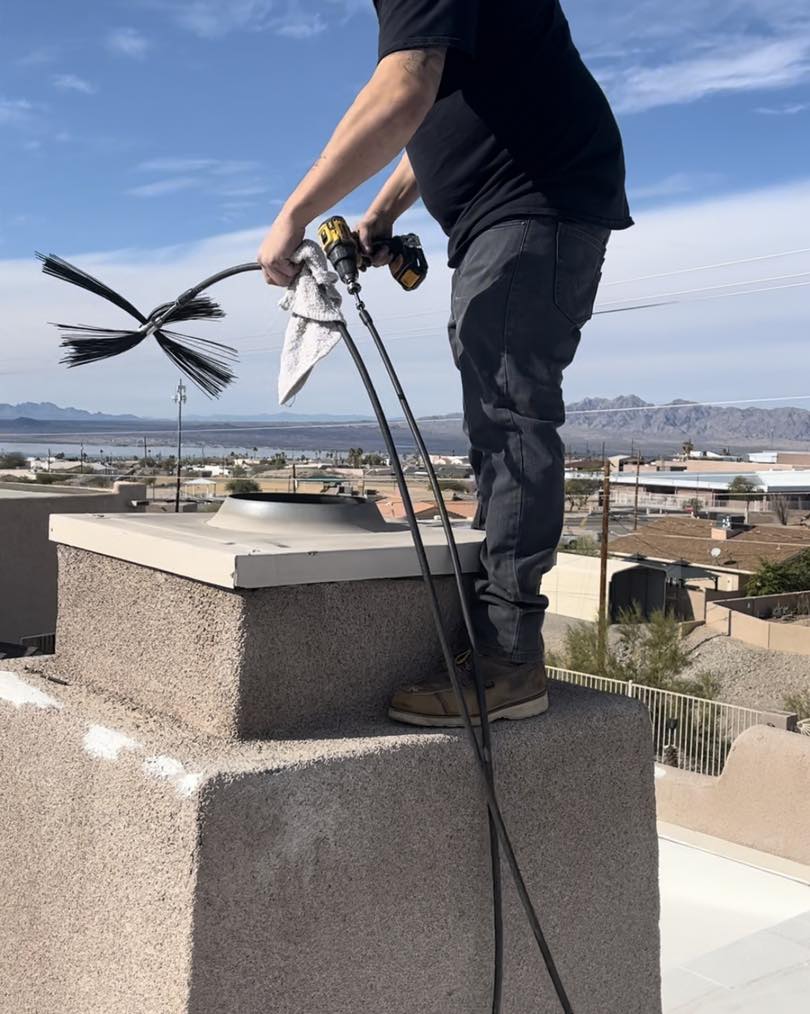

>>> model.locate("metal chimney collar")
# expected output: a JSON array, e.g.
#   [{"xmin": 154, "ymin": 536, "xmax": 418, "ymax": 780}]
[{"xmin": 207, "ymin": 492, "xmax": 393, "ymax": 535}]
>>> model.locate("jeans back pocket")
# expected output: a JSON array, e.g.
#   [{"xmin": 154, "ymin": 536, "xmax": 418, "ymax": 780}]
[{"xmin": 553, "ymin": 221, "xmax": 609, "ymax": 328}]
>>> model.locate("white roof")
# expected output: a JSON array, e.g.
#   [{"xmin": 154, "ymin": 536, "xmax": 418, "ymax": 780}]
[
  {"xmin": 659, "ymin": 822, "xmax": 810, "ymax": 1011},
  {"xmin": 612, "ymin": 470, "xmax": 810, "ymax": 493}
]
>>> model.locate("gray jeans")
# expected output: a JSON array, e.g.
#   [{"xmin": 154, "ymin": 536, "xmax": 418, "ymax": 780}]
[{"xmin": 448, "ymin": 217, "xmax": 609, "ymax": 662}]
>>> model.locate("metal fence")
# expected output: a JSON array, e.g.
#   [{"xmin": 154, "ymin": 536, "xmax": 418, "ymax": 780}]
[{"xmin": 548, "ymin": 666, "xmax": 796, "ymax": 777}]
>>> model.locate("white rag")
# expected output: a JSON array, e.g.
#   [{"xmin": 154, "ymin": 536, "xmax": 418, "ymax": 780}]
[{"xmin": 277, "ymin": 240, "xmax": 345, "ymax": 404}]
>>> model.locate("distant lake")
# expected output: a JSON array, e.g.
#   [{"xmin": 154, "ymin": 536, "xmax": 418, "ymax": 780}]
[{"xmin": 0, "ymin": 440, "xmax": 332, "ymax": 460}]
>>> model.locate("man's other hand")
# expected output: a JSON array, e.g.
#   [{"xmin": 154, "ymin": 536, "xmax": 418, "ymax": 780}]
[
  {"xmin": 357, "ymin": 214, "xmax": 395, "ymax": 267},
  {"xmin": 257, "ymin": 212, "xmax": 305, "ymax": 286}
]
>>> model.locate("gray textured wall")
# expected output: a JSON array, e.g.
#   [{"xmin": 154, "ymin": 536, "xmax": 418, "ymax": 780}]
[
  {"xmin": 55, "ymin": 545, "xmax": 468, "ymax": 739},
  {"xmin": 0, "ymin": 483, "xmax": 141, "ymax": 644},
  {"xmin": 1, "ymin": 667, "xmax": 661, "ymax": 1014}
]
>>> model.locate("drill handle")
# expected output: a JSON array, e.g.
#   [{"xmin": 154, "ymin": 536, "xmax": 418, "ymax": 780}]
[{"xmin": 362, "ymin": 234, "xmax": 428, "ymax": 292}]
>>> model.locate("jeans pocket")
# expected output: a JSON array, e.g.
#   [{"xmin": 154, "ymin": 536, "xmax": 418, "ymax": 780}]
[{"xmin": 553, "ymin": 221, "xmax": 608, "ymax": 328}]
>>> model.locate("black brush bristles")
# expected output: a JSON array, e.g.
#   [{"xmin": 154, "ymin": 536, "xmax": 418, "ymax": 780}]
[
  {"xmin": 153, "ymin": 296, "xmax": 226, "ymax": 325},
  {"xmin": 56, "ymin": 325, "xmax": 146, "ymax": 367},
  {"xmin": 39, "ymin": 251, "xmax": 238, "ymax": 397},
  {"xmin": 155, "ymin": 330, "xmax": 236, "ymax": 397},
  {"xmin": 37, "ymin": 252, "xmax": 146, "ymax": 323}
]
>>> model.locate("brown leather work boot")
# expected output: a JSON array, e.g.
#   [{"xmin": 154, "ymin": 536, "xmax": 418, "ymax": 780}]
[{"xmin": 388, "ymin": 649, "xmax": 549, "ymax": 728}]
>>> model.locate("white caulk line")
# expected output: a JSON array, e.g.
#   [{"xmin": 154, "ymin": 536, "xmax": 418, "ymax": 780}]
[
  {"xmin": 83, "ymin": 724, "xmax": 142, "ymax": 761},
  {"xmin": 143, "ymin": 754, "xmax": 204, "ymax": 798},
  {"xmin": 0, "ymin": 670, "xmax": 62, "ymax": 710}
]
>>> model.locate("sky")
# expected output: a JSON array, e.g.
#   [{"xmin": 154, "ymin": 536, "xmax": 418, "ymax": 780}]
[{"xmin": 1, "ymin": 0, "xmax": 809, "ymax": 419}]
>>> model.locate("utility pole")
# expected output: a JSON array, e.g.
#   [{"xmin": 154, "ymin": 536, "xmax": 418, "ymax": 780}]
[
  {"xmin": 173, "ymin": 380, "xmax": 187, "ymax": 513},
  {"xmin": 80, "ymin": 441, "xmax": 85, "ymax": 475},
  {"xmin": 597, "ymin": 457, "xmax": 611, "ymax": 670},
  {"xmin": 142, "ymin": 436, "xmax": 148, "ymax": 473},
  {"xmin": 633, "ymin": 449, "xmax": 642, "ymax": 531}
]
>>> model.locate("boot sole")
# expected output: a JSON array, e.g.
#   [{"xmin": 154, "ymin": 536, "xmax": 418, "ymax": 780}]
[{"xmin": 388, "ymin": 691, "xmax": 549, "ymax": 729}]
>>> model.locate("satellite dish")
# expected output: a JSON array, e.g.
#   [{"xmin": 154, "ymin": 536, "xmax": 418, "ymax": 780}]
[{"xmin": 710, "ymin": 547, "xmax": 722, "ymax": 558}]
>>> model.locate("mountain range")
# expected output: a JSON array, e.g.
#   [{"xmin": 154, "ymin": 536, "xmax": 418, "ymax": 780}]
[{"xmin": 1, "ymin": 397, "xmax": 808, "ymax": 455}]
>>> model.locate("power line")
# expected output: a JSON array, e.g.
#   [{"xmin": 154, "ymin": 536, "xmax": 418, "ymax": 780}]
[
  {"xmin": 602, "ymin": 246, "xmax": 810, "ymax": 287},
  {"xmin": 225, "ymin": 247, "xmax": 810, "ymax": 342},
  {"xmin": 232, "ymin": 272, "xmax": 810, "ymax": 354},
  {"xmin": 597, "ymin": 270, "xmax": 810, "ymax": 308}
]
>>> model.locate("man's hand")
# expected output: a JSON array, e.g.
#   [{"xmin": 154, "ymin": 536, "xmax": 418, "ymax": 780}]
[
  {"xmin": 357, "ymin": 213, "xmax": 395, "ymax": 267},
  {"xmin": 256, "ymin": 211, "xmax": 305, "ymax": 286}
]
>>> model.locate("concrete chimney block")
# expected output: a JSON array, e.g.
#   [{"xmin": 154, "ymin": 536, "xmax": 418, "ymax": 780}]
[
  {"xmin": 0, "ymin": 669, "xmax": 662, "ymax": 1014},
  {"xmin": 53, "ymin": 544, "xmax": 468, "ymax": 739}
]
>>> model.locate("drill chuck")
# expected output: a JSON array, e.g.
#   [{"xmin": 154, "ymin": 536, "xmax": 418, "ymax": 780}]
[{"xmin": 317, "ymin": 217, "xmax": 361, "ymax": 289}]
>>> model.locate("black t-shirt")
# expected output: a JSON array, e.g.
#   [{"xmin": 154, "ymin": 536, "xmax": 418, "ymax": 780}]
[{"xmin": 373, "ymin": 0, "xmax": 633, "ymax": 266}]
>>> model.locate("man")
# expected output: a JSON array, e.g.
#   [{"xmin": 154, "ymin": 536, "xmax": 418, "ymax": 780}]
[{"xmin": 257, "ymin": 1, "xmax": 632, "ymax": 727}]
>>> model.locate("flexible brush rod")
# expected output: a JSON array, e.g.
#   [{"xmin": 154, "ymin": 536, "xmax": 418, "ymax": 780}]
[{"xmin": 141, "ymin": 263, "xmax": 261, "ymax": 335}]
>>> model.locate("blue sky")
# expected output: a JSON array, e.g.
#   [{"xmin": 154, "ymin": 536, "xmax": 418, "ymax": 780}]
[{"xmin": 1, "ymin": 0, "xmax": 809, "ymax": 418}]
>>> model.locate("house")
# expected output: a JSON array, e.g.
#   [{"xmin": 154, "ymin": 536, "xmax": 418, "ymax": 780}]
[
  {"xmin": 544, "ymin": 552, "xmax": 666, "ymax": 622},
  {"xmin": 610, "ymin": 469, "xmax": 810, "ymax": 512},
  {"xmin": 375, "ymin": 497, "xmax": 477, "ymax": 522},
  {"xmin": 608, "ymin": 516, "xmax": 810, "ymax": 592}
]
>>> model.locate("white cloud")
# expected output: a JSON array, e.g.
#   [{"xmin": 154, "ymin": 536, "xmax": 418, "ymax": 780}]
[
  {"xmin": 130, "ymin": 158, "xmax": 271, "ymax": 205},
  {"xmin": 275, "ymin": 13, "xmax": 326, "ymax": 39},
  {"xmin": 52, "ymin": 74, "xmax": 96, "ymax": 95},
  {"xmin": 630, "ymin": 172, "xmax": 723, "ymax": 201},
  {"xmin": 107, "ymin": 27, "xmax": 150, "ymax": 59},
  {"xmin": 567, "ymin": 2, "xmax": 810, "ymax": 114},
  {"xmin": 169, "ymin": 0, "xmax": 276, "ymax": 38},
  {"xmin": 127, "ymin": 177, "xmax": 201, "ymax": 197},
  {"xmin": 16, "ymin": 46, "xmax": 60, "ymax": 68},
  {"xmin": 215, "ymin": 183, "xmax": 270, "ymax": 197},
  {"xmin": 137, "ymin": 157, "xmax": 260, "ymax": 174},
  {"xmin": 4, "ymin": 182, "xmax": 809, "ymax": 417},
  {"xmin": 0, "ymin": 98, "xmax": 35, "ymax": 125},
  {"xmin": 158, "ymin": 0, "xmax": 362, "ymax": 39},
  {"xmin": 610, "ymin": 37, "xmax": 810, "ymax": 113},
  {"xmin": 755, "ymin": 102, "xmax": 808, "ymax": 115}
]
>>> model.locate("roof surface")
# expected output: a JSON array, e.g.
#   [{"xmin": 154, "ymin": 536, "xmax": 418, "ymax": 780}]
[
  {"xmin": 660, "ymin": 827, "xmax": 810, "ymax": 1012},
  {"xmin": 609, "ymin": 516, "xmax": 810, "ymax": 573},
  {"xmin": 612, "ymin": 469, "xmax": 810, "ymax": 492}
]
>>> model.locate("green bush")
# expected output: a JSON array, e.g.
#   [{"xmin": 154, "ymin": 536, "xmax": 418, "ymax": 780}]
[
  {"xmin": 784, "ymin": 690, "xmax": 810, "ymax": 721},
  {"xmin": 226, "ymin": 478, "xmax": 261, "ymax": 494},
  {"xmin": 747, "ymin": 549, "xmax": 810, "ymax": 596},
  {"xmin": 565, "ymin": 536, "xmax": 599, "ymax": 557},
  {"xmin": 565, "ymin": 478, "xmax": 601, "ymax": 511},
  {"xmin": 557, "ymin": 608, "xmax": 695, "ymax": 691},
  {"xmin": 0, "ymin": 452, "xmax": 27, "ymax": 469}
]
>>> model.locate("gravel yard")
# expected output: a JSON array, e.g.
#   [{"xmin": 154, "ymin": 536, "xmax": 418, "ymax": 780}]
[{"xmin": 679, "ymin": 627, "xmax": 809, "ymax": 713}]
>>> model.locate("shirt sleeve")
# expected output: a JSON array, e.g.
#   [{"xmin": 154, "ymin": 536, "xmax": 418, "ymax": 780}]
[{"xmin": 375, "ymin": 0, "xmax": 479, "ymax": 62}]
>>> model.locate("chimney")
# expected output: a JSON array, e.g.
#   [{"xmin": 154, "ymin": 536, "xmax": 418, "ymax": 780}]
[
  {"xmin": 711, "ymin": 514, "xmax": 748, "ymax": 540},
  {"xmin": 1, "ymin": 492, "xmax": 662, "ymax": 1012}
]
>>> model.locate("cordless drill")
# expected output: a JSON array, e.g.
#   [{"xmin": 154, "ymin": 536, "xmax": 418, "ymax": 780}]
[{"xmin": 318, "ymin": 216, "xmax": 428, "ymax": 293}]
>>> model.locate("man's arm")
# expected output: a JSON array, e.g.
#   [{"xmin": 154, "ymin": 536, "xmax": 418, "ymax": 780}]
[
  {"xmin": 257, "ymin": 49, "xmax": 444, "ymax": 285},
  {"xmin": 357, "ymin": 153, "xmax": 420, "ymax": 266}
]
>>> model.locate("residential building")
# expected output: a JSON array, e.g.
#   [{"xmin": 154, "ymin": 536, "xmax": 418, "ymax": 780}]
[
  {"xmin": 608, "ymin": 515, "xmax": 810, "ymax": 591},
  {"xmin": 544, "ymin": 552, "xmax": 666, "ymax": 622},
  {"xmin": 610, "ymin": 469, "xmax": 810, "ymax": 511}
]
